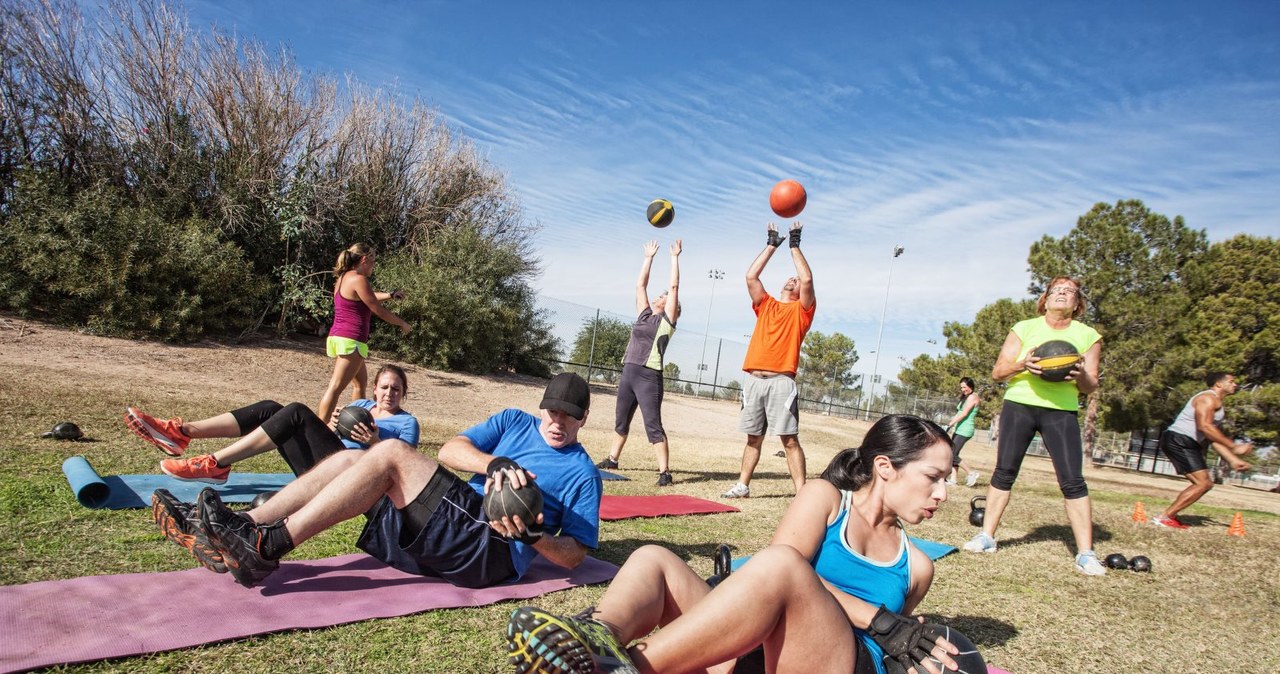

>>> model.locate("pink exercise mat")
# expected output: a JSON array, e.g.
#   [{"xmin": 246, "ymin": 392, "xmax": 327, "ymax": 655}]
[{"xmin": 0, "ymin": 553, "xmax": 617, "ymax": 673}]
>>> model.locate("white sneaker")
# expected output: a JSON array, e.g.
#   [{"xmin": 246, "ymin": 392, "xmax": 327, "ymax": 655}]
[
  {"xmin": 722, "ymin": 483, "xmax": 750, "ymax": 499},
  {"xmin": 1074, "ymin": 551, "xmax": 1107, "ymax": 576},
  {"xmin": 966, "ymin": 471, "xmax": 980, "ymax": 487},
  {"xmin": 945, "ymin": 478, "xmax": 957, "ymax": 486},
  {"xmin": 962, "ymin": 532, "xmax": 997, "ymax": 553}
]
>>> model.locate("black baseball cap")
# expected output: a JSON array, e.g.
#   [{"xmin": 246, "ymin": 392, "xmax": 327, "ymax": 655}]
[{"xmin": 540, "ymin": 373, "xmax": 590, "ymax": 420}]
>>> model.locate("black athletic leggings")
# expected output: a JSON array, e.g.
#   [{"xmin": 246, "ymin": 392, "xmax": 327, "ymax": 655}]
[
  {"xmin": 229, "ymin": 400, "xmax": 346, "ymax": 476},
  {"xmin": 992, "ymin": 400, "xmax": 1089, "ymax": 499}
]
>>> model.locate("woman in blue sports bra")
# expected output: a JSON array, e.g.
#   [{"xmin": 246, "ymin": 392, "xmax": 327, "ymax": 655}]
[{"xmin": 506, "ymin": 415, "xmax": 961, "ymax": 674}]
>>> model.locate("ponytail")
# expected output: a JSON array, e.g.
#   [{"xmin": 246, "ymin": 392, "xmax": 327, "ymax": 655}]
[
  {"xmin": 333, "ymin": 243, "xmax": 375, "ymax": 277},
  {"xmin": 820, "ymin": 415, "xmax": 951, "ymax": 491}
]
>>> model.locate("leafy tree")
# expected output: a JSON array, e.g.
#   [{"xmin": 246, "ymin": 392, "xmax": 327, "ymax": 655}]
[
  {"xmin": 568, "ymin": 316, "xmax": 630, "ymax": 383},
  {"xmin": 899, "ymin": 298, "xmax": 1035, "ymax": 425},
  {"xmin": 798, "ymin": 331, "xmax": 859, "ymax": 403},
  {"xmin": 663, "ymin": 362, "xmax": 683, "ymax": 392},
  {"xmin": 1182, "ymin": 235, "xmax": 1280, "ymax": 443},
  {"xmin": 1026, "ymin": 199, "xmax": 1208, "ymax": 437}
]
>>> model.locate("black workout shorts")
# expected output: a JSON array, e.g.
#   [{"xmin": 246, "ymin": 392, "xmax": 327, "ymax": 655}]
[
  {"xmin": 355, "ymin": 468, "xmax": 516, "ymax": 588},
  {"xmin": 1158, "ymin": 430, "xmax": 1208, "ymax": 475}
]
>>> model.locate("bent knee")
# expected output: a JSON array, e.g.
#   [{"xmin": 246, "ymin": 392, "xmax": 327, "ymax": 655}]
[{"xmin": 1059, "ymin": 479, "xmax": 1088, "ymax": 500}]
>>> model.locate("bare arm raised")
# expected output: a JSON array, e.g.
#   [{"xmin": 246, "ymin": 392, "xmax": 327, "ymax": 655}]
[
  {"xmin": 634, "ymin": 241, "xmax": 659, "ymax": 315},
  {"xmin": 789, "ymin": 221, "xmax": 815, "ymax": 309},
  {"xmin": 664, "ymin": 240, "xmax": 681, "ymax": 323},
  {"xmin": 745, "ymin": 223, "xmax": 785, "ymax": 306}
]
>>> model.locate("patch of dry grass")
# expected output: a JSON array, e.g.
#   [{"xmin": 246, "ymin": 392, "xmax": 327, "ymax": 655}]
[{"xmin": 1, "ymin": 318, "xmax": 1277, "ymax": 673}]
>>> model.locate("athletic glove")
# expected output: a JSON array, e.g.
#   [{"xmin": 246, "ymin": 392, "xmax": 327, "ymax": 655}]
[
  {"xmin": 866, "ymin": 606, "xmax": 948, "ymax": 674},
  {"xmin": 767, "ymin": 229, "xmax": 785, "ymax": 248},
  {"xmin": 486, "ymin": 457, "xmax": 522, "ymax": 480},
  {"xmin": 789, "ymin": 227, "xmax": 802, "ymax": 248},
  {"xmin": 516, "ymin": 521, "xmax": 543, "ymax": 545}
]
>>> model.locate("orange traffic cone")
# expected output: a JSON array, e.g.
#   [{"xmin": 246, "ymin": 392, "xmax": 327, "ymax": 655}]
[
  {"xmin": 1227, "ymin": 512, "xmax": 1246, "ymax": 537},
  {"xmin": 1131, "ymin": 501, "xmax": 1147, "ymax": 524}
]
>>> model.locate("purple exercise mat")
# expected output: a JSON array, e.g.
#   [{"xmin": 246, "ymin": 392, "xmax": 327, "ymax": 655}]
[{"xmin": 0, "ymin": 553, "xmax": 617, "ymax": 673}]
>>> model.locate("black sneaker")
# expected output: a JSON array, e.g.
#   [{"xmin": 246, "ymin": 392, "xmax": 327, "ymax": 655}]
[
  {"xmin": 506, "ymin": 606, "xmax": 638, "ymax": 674},
  {"xmin": 197, "ymin": 487, "xmax": 279, "ymax": 587},
  {"xmin": 655, "ymin": 471, "xmax": 673, "ymax": 487},
  {"xmin": 595, "ymin": 457, "xmax": 619, "ymax": 470},
  {"xmin": 151, "ymin": 489, "xmax": 225, "ymax": 573}
]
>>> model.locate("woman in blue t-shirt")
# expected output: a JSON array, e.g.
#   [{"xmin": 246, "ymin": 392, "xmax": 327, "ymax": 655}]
[
  {"xmin": 506, "ymin": 415, "xmax": 962, "ymax": 674},
  {"xmin": 125, "ymin": 364, "xmax": 419, "ymax": 483}
]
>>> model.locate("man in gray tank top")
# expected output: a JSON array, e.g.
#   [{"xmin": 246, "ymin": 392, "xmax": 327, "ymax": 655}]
[{"xmin": 1151, "ymin": 372, "xmax": 1253, "ymax": 529}]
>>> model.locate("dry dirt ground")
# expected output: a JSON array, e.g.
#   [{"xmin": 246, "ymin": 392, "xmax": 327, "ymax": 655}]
[{"xmin": 3, "ymin": 314, "xmax": 1277, "ymax": 517}]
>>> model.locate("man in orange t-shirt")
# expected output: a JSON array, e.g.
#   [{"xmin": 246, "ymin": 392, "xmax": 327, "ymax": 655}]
[{"xmin": 722, "ymin": 221, "xmax": 816, "ymax": 499}]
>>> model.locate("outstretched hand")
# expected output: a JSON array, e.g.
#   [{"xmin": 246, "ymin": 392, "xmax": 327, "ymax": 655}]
[
  {"xmin": 670, "ymin": 239, "xmax": 682, "ymax": 256},
  {"xmin": 766, "ymin": 223, "xmax": 785, "ymax": 248},
  {"xmin": 643, "ymin": 240, "xmax": 660, "ymax": 258}
]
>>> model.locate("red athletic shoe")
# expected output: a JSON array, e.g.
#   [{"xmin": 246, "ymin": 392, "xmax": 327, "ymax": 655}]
[
  {"xmin": 1150, "ymin": 514, "xmax": 1190, "ymax": 530},
  {"xmin": 125, "ymin": 407, "xmax": 190, "ymax": 456},
  {"xmin": 160, "ymin": 454, "xmax": 230, "ymax": 485}
]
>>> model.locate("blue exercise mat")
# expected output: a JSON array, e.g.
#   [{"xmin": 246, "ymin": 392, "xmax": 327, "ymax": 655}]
[
  {"xmin": 61, "ymin": 455, "xmax": 294, "ymax": 509},
  {"xmin": 728, "ymin": 536, "xmax": 957, "ymax": 572},
  {"xmin": 598, "ymin": 469, "xmax": 629, "ymax": 481}
]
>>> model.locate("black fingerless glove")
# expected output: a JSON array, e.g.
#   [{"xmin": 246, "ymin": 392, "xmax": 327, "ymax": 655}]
[
  {"xmin": 486, "ymin": 457, "xmax": 521, "ymax": 480},
  {"xmin": 767, "ymin": 230, "xmax": 785, "ymax": 248},
  {"xmin": 789, "ymin": 227, "xmax": 802, "ymax": 248},
  {"xmin": 867, "ymin": 606, "xmax": 946, "ymax": 674},
  {"xmin": 516, "ymin": 522, "xmax": 543, "ymax": 545}
]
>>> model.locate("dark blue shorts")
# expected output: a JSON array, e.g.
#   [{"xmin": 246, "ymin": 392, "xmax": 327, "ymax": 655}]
[{"xmin": 355, "ymin": 468, "xmax": 516, "ymax": 588}]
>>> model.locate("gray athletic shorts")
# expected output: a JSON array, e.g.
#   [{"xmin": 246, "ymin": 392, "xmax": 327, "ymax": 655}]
[{"xmin": 738, "ymin": 374, "xmax": 800, "ymax": 436}]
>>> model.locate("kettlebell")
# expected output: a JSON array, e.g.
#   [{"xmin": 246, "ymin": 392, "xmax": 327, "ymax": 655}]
[
  {"xmin": 969, "ymin": 496, "xmax": 986, "ymax": 527},
  {"xmin": 42, "ymin": 421, "xmax": 83, "ymax": 441}
]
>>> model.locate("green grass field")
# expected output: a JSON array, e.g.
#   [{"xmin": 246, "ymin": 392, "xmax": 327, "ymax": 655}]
[{"xmin": 2, "ymin": 318, "xmax": 1278, "ymax": 673}]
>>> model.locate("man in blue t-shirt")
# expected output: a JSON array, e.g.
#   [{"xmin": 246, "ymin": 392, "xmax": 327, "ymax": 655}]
[{"xmin": 164, "ymin": 373, "xmax": 602, "ymax": 589}]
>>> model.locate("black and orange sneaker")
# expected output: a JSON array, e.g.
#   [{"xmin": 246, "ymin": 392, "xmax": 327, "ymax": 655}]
[
  {"xmin": 197, "ymin": 487, "xmax": 279, "ymax": 588},
  {"xmin": 506, "ymin": 606, "xmax": 638, "ymax": 674},
  {"xmin": 151, "ymin": 489, "xmax": 226, "ymax": 573},
  {"xmin": 125, "ymin": 407, "xmax": 191, "ymax": 456}
]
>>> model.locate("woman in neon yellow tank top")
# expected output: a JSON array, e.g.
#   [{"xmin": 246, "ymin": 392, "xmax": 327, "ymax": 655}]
[{"xmin": 962, "ymin": 276, "xmax": 1108, "ymax": 576}]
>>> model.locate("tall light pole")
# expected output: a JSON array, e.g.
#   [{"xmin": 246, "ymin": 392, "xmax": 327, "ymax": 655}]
[
  {"xmin": 698, "ymin": 268, "xmax": 725, "ymax": 393},
  {"xmin": 866, "ymin": 245, "xmax": 904, "ymax": 419}
]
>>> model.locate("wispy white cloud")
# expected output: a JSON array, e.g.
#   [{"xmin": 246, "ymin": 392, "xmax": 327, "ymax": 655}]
[{"xmin": 168, "ymin": 0, "xmax": 1279, "ymax": 380}]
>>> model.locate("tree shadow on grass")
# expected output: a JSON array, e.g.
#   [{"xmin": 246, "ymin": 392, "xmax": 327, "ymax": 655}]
[
  {"xmin": 597, "ymin": 537, "xmax": 730, "ymax": 567},
  {"xmin": 996, "ymin": 523, "xmax": 1114, "ymax": 553}
]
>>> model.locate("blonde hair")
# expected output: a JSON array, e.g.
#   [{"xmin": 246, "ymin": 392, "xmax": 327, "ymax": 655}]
[
  {"xmin": 333, "ymin": 243, "xmax": 375, "ymax": 277},
  {"xmin": 1036, "ymin": 276, "xmax": 1087, "ymax": 319}
]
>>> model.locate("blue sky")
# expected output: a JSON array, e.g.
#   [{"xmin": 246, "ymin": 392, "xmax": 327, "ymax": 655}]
[{"xmin": 180, "ymin": 0, "xmax": 1279, "ymax": 381}]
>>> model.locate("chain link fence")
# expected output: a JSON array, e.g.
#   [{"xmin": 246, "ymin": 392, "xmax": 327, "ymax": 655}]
[{"xmin": 535, "ymin": 295, "xmax": 967, "ymax": 425}]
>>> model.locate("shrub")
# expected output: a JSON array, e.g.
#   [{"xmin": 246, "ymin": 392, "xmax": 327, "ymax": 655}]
[{"xmin": 0, "ymin": 173, "xmax": 267, "ymax": 340}]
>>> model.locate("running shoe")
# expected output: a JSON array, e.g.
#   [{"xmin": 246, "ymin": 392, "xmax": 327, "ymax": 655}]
[
  {"xmin": 962, "ymin": 531, "xmax": 997, "ymax": 553},
  {"xmin": 506, "ymin": 606, "xmax": 638, "ymax": 674},
  {"xmin": 151, "ymin": 489, "xmax": 226, "ymax": 573},
  {"xmin": 656, "ymin": 471, "xmax": 673, "ymax": 487},
  {"xmin": 965, "ymin": 471, "xmax": 981, "ymax": 487},
  {"xmin": 1074, "ymin": 551, "xmax": 1107, "ymax": 576},
  {"xmin": 595, "ymin": 457, "xmax": 619, "ymax": 470},
  {"xmin": 722, "ymin": 482, "xmax": 750, "ymax": 499},
  {"xmin": 197, "ymin": 488, "xmax": 279, "ymax": 588},
  {"xmin": 124, "ymin": 407, "xmax": 190, "ymax": 456},
  {"xmin": 160, "ymin": 454, "xmax": 230, "ymax": 484},
  {"xmin": 1150, "ymin": 514, "xmax": 1190, "ymax": 530}
]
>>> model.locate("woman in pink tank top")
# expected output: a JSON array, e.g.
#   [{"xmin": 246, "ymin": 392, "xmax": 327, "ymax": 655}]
[{"xmin": 316, "ymin": 243, "xmax": 412, "ymax": 426}]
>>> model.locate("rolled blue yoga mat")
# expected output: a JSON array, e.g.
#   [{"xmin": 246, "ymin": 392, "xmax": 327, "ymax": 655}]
[
  {"xmin": 60, "ymin": 455, "xmax": 294, "ymax": 509},
  {"xmin": 61, "ymin": 455, "xmax": 110, "ymax": 508}
]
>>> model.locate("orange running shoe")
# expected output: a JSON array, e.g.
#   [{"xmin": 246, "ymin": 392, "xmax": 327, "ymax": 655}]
[
  {"xmin": 125, "ymin": 407, "xmax": 191, "ymax": 456},
  {"xmin": 160, "ymin": 454, "xmax": 230, "ymax": 484}
]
